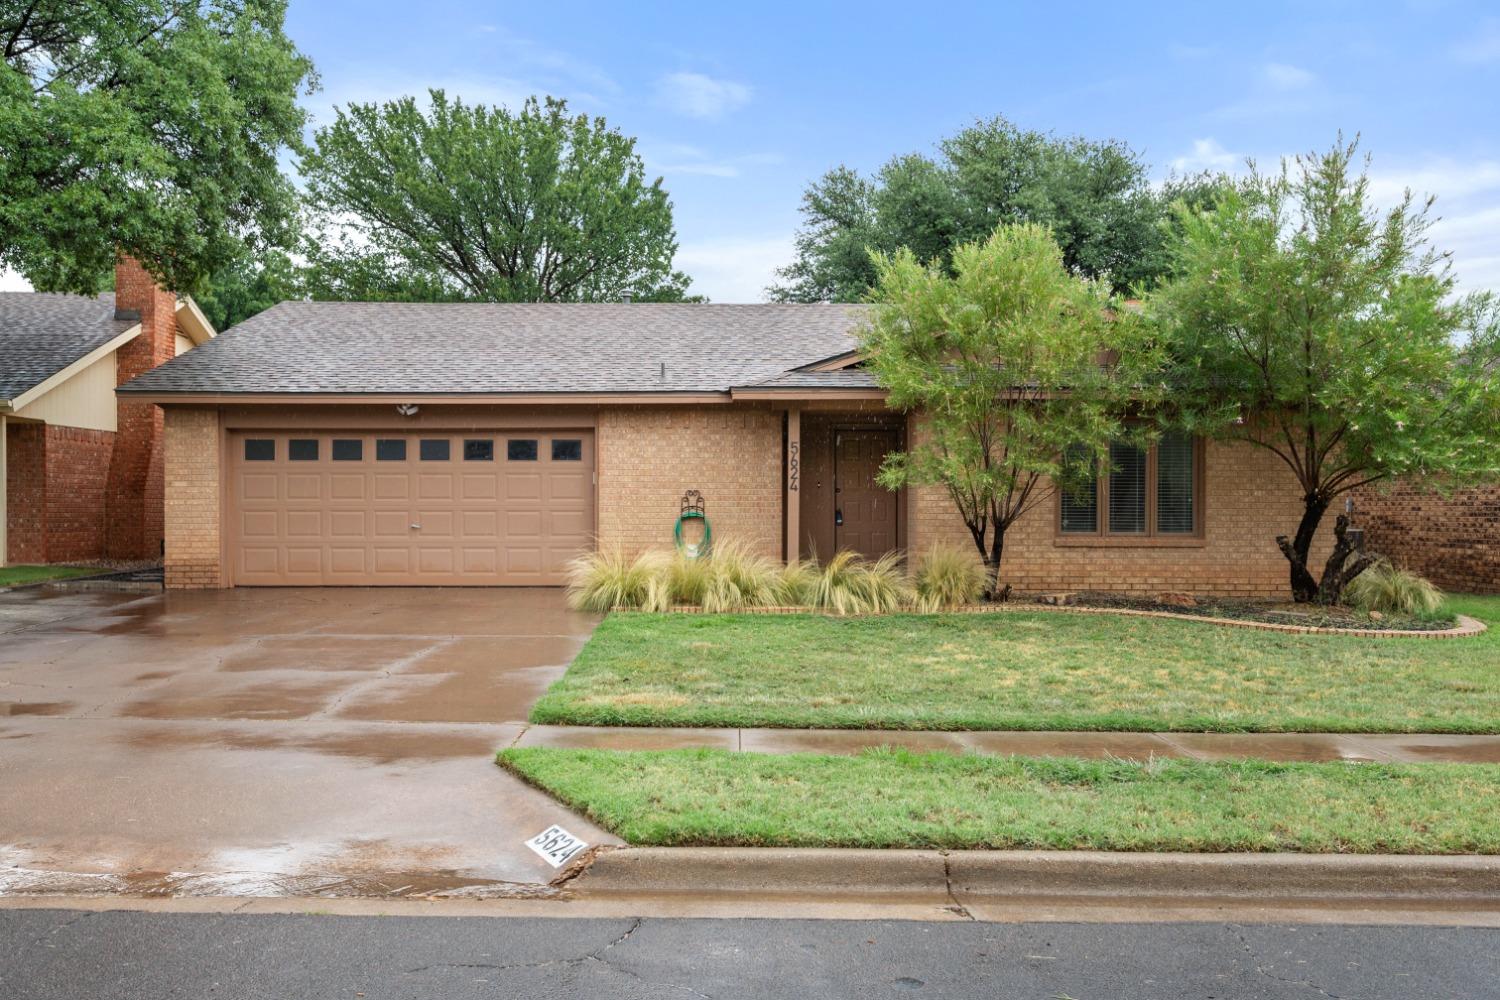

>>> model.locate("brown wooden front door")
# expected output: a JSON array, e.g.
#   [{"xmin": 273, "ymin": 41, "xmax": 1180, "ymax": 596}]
[{"xmin": 834, "ymin": 429, "xmax": 899, "ymax": 558}]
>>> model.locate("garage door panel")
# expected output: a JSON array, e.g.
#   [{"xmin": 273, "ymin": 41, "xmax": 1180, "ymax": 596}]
[{"xmin": 230, "ymin": 430, "xmax": 592, "ymax": 585}]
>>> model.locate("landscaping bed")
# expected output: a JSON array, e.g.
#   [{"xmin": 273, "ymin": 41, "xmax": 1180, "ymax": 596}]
[
  {"xmin": 1063, "ymin": 592, "xmax": 1456, "ymax": 631},
  {"xmin": 0, "ymin": 565, "xmax": 104, "ymax": 588},
  {"xmin": 500, "ymin": 747, "xmax": 1500, "ymax": 854},
  {"xmin": 530, "ymin": 595, "xmax": 1500, "ymax": 734}
]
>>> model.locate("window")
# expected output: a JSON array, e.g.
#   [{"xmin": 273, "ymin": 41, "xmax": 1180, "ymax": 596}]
[
  {"xmin": 1059, "ymin": 433, "xmax": 1200, "ymax": 540},
  {"xmin": 289, "ymin": 439, "xmax": 319, "ymax": 462},
  {"xmin": 464, "ymin": 439, "xmax": 494, "ymax": 461},
  {"xmin": 332, "ymin": 439, "xmax": 363, "ymax": 461},
  {"xmin": 420, "ymin": 438, "xmax": 450, "ymax": 461},
  {"xmin": 376, "ymin": 438, "xmax": 406, "ymax": 461},
  {"xmin": 507, "ymin": 439, "xmax": 538, "ymax": 461},
  {"xmin": 244, "ymin": 439, "xmax": 274, "ymax": 461},
  {"xmin": 551, "ymin": 438, "xmax": 582, "ymax": 461}
]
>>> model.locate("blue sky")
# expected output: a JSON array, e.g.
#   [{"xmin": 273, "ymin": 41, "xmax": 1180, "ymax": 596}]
[{"xmin": 7, "ymin": 1, "xmax": 1499, "ymax": 300}]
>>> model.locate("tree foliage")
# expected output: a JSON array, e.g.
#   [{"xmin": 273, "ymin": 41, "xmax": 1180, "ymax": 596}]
[
  {"xmin": 0, "ymin": 1, "xmax": 315, "ymax": 294},
  {"xmin": 300, "ymin": 92, "xmax": 694, "ymax": 303},
  {"xmin": 1151, "ymin": 139, "xmax": 1500, "ymax": 603},
  {"xmin": 772, "ymin": 117, "xmax": 1176, "ymax": 302},
  {"xmin": 862, "ymin": 223, "xmax": 1165, "ymax": 594}
]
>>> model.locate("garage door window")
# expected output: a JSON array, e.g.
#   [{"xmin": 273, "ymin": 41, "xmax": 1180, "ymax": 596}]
[
  {"xmin": 289, "ymin": 439, "xmax": 319, "ymax": 461},
  {"xmin": 420, "ymin": 439, "xmax": 450, "ymax": 461},
  {"xmin": 376, "ymin": 439, "xmax": 406, "ymax": 461},
  {"xmin": 551, "ymin": 438, "xmax": 582, "ymax": 461},
  {"xmin": 332, "ymin": 439, "xmax": 363, "ymax": 461},
  {"xmin": 464, "ymin": 439, "xmax": 494, "ymax": 461},
  {"xmin": 507, "ymin": 439, "xmax": 538, "ymax": 461},
  {"xmin": 244, "ymin": 439, "xmax": 274, "ymax": 461}
]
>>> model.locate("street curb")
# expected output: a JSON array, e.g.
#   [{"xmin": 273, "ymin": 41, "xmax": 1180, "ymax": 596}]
[{"xmin": 572, "ymin": 848, "xmax": 1500, "ymax": 905}]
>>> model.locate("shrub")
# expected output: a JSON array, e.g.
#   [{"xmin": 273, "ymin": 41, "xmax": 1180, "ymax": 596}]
[
  {"xmin": 565, "ymin": 548, "xmax": 665, "ymax": 612},
  {"xmin": 914, "ymin": 545, "xmax": 988, "ymax": 610},
  {"xmin": 701, "ymin": 541, "xmax": 783, "ymax": 613},
  {"xmin": 1345, "ymin": 560, "xmax": 1445, "ymax": 617},
  {"xmin": 811, "ymin": 550, "xmax": 915, "ymax": 615},
  {"xmin": 664, "ymin": 551, "xmax": 714, "ymax": 607},
  {"xmin": 776, "ymin": 559, "xmax": 820, "ymax": 607}
]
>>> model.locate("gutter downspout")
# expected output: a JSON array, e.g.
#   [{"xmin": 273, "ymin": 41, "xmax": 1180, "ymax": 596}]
[{"xmin": 0, "ymin": 409, "xmax": 8, "ymax": 567}]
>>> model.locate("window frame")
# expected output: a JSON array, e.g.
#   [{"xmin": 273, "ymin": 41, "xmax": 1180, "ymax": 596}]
[{"xmin": 1054, "ymin": 434, "xmax": 1206, "ymax": 547}]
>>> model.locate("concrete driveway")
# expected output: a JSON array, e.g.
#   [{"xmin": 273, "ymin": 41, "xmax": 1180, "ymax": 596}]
[{"xmin": 0, "ymin": 587, "xmax": 619, "ymax": 898}]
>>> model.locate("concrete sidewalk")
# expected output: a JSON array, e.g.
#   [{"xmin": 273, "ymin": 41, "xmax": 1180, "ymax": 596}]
[{"xmin": 512, "ymin": 723, "xmax": 1500, "ymax": 763}]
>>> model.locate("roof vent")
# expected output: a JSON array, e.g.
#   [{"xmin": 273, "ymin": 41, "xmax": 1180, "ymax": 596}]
[{"xmin": 621, "ymin": 291, "xmax": 634, "ymax": 303}]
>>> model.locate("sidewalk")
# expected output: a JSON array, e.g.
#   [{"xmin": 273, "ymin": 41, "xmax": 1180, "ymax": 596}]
[{"xmin": 511, "ymin": 724, "xmax": 1500, "ymax": 763}]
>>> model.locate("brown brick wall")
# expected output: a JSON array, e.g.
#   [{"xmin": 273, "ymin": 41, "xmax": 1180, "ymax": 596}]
[
  {"xmin": 41, "ymin": 425, "xmax": 114, "ymax": 562},
  {"xmin": 597, "ymin": 405, "xmax": 783, "ymax": 559},
  {"xmin": 162, "ymin": 407, "xmax": 222, "ymax": 589},
  {"xmin": 106, "ymin": 255, "xmax": 174, "ymax": 560},
  {"xmin": 1353, "ymin": 482, "xmax": 1499, "ymax": 594},
  {"xmin": 5, "ymin": 422, "xmax": 46, "ymax": 564},
  {"xmin": 908, "ymin": 432, "xmax": 1338, "ymax": 599}
]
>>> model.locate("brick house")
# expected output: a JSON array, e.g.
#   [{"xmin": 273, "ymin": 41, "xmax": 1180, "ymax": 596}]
[
  {"xmin": 0, "ymin": 258, "xmax": 215, "ymax": 567},
  {"xmin": 117, "ymin": 301, "xmax": 1338, "ymax": 595}
]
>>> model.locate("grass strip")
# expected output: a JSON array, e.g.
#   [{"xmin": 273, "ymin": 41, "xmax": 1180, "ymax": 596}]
[
  {"xmin": 500, "ymin": 747, "xmax": 1500, "ymax": 854},
  {"xmin": 0, "ymin": 565, "xmax": 99, "ymax": 587},
  {"xmin": 530, "ymin": 595, "xmax": 1500, "ymax": 734}
]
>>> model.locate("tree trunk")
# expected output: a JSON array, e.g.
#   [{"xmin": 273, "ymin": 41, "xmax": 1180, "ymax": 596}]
[
  {"xmin": 985, "ymin": 528, "xmax": 1006, "ymax": 601},
  {"xmin": 1276, "ymin": 494, "xmax": 1329, "ymax": 603},
  {"xmin": 1315, "ymin": 514, "xmax": 1378, "ymax": 604}
]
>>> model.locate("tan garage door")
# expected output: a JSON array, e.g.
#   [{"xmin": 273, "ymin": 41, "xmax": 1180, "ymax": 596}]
[{"xmin": 229, "ymin": 431, "xmax": 593, "ymax": 586}]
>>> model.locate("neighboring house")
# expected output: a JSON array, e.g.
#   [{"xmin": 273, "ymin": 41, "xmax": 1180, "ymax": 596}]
[
  {"xmin": 1354, "ymin": 483, "xmax": 1499, "ymax": 594},
  {"xmin": 0, "ymin": 258, "xmax": 215, "ymax": 567},
  {"xmin": 117, "ymin": 302, "xmax": 1332, "ymax": 595}
]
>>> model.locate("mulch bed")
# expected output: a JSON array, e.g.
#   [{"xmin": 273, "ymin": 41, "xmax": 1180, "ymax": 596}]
[{"xmin": 1064, "ymin": 592, "xmax": 1458, "ymax": 632}]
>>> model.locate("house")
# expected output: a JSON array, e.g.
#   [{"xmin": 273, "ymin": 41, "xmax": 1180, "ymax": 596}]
[
  {"xmin": 116, "ymin": 302, "xmax": 1332, "ymax": 594},
  {"xmin": 0, "ymin": 258, "xmax": 215, "ymax": 567},
  {"xmin": 1354, "ymin": 483, "xmax": 1499, "ymax": 594}
]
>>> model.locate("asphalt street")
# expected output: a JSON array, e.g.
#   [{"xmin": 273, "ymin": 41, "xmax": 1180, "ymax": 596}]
[{"xmin": 2, "ymin": 909, "xmax": 1497, "ymax": 999}]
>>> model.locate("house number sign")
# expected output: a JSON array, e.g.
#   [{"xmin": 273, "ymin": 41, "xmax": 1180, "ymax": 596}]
[
  {"xmin": 525, "ymin": 825, "xmax": 589, "ymax": 868},
  {"xmin": 788, "ymin": 441, "xmax": 800, "ymax": 492}
]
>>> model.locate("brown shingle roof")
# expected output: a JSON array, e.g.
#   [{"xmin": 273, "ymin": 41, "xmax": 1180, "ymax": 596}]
[{"xmin": 119, "ymin": 301, "xmax": 871, "ymax": 396}]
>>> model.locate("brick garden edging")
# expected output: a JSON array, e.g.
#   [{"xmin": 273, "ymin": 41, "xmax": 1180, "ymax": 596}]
[{"xmin": 613, "ymin": 603, "xmax": 1488, "ymax": 639}]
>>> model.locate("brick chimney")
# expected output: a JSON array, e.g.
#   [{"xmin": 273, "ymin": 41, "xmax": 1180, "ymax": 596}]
[{"xmin": 106, "ymin": 256, "xmax": 177, "ymax": 559}]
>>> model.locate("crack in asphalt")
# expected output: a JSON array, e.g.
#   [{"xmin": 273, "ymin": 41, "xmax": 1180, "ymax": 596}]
[
  {"xmin": 401, "ymin": 917, "xmax": 713, "ymax": 997},
  {"xmin": 26, "ymin": 909, "xmax": 95, "ymax": 950},
  {"xmin": 1231, "ymin": 925, "xmax": 1349, "ymax": 999}
]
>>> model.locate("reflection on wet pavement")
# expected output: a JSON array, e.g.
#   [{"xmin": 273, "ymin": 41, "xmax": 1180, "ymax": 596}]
[{"xmin": 0, "ymin": 587, "xmax": 616, "ymax": 898}]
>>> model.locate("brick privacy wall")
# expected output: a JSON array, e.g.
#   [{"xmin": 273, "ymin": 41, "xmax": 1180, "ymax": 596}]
[
  {"xmin": 908, "ymin": 431, "xmax": 1338, "ymax": 599},
  {"xmin": 5, "ymin": 422, "xmax": 46, "ymax": 564},
  {"xmin": 41, "ymin": 425, "xmax": 114, "ymax": 562},
  {"xmin": 1353, "ymin": 482, "xmax": 1499, "ymax": 594},
  {"xmin": 162, "ymin": 407, "xmax": 222, "ymax": 588},
  {"xmin": 597, "ymin": 405, "xmax": 783, "ymax": 559},
  {"xmin": 106, "ymin": 255, "xmax": 174, "ymax": 559}
]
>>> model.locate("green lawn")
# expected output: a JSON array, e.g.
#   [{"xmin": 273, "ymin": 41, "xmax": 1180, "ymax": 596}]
[
  {"xmin": 530, "ymin": 595, "xmax": 1500, "ymax": 734},
  {"xmin": 0, "ymin": 565, "xmax": 99, "ymax": 587},
  {"xmin": 500, "ymin": 747, "xmax": 1500, "ymax": 853}
]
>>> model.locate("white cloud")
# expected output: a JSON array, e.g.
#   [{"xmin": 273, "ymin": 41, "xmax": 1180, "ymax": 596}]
[
  {"xmin": 675, "ymin": 236, "xmax": 794, "ymax": 302},
  {"xmin": 1453, "ymin": 18, "xmax": 1500, "ymax": 63},
  {"xmin": 0, "ymin": 268, "xmax": 32, "ymax": 292},
  {"xmin": 642, "ymin": 143, "xmax": 784, "ymax": 180},
  {"xmin": 655, "ymin": 72, "xmax": 752, "ymax": 120},
  {"xmin": 1262, "ymin": 62, "xmax": 1317, "ymax": 90},
  {"xmin": 1169, "ymin": 138, "xmax": 1239, "ymax": 173}
]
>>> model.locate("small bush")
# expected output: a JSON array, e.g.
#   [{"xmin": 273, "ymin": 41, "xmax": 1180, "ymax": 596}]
[
  {"xmin": 701, "ymin": 541, "xmax": 783, "ymax": 613},
  {"xmin": 914, "ymin": 545, "xmax": 988, "ymax": 610},
  {"xmin": 776, "ymin": 559, "xmax": 820, "ymax": 607},
  {"xmin": 665, "ymin": 551, "xmax": 714, "ymax": 607},
  {"xmin": 566, "ymin": 548, "xmax": 665, "ymax": 612},
  {"xmin": 811, "ymin": 550, "xmax": 914, "ymax": 615},
  {"xmin": 1345, "ymin": 560, "xmax": 1445, "ymax": 617}
]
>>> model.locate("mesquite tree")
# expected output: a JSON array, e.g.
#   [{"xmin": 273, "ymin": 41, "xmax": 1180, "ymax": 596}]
[
  {"xmin": 1151, "ymin": 139, "xmax": 1500, "ymax": 603},
  {"xmin": 862, "ymin": 223, "xmax": 1164, "ymax": 596}
]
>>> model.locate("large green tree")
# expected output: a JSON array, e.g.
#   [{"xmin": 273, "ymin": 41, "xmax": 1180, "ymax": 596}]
[
  {"xmin": 1151, "ymin": 139, "xmax": 1500, "ymax": 603},
  {"xmin": 772, "ymin": 117, "xmax": 1173, "ymax": 302},
  {"xmin": 0, "ymin": 1, "xmax": 315, "ymax": 294},
  {"xmin": 300, "ymin": 92, "xmax": 694, "ymax": 303},
  {"xmin": 863, "ymin": 223, "xmax": 1165, "ymax": 595}
]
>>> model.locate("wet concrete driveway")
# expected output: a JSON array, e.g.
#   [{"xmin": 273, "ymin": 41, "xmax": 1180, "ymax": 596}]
[{"xmin": 0, "ymin": 587, "xmax": 618, "ymax": 898}]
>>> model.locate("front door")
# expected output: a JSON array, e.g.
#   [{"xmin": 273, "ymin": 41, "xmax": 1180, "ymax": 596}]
[{"xmin": 834, "ymin": 430, "xmax": 899, "ymax": 558}]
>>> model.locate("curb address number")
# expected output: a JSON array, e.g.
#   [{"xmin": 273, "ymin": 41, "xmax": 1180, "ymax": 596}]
[{"xmin": 525, "ymin": 825, "xmax": 588, "ymax": 868}]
